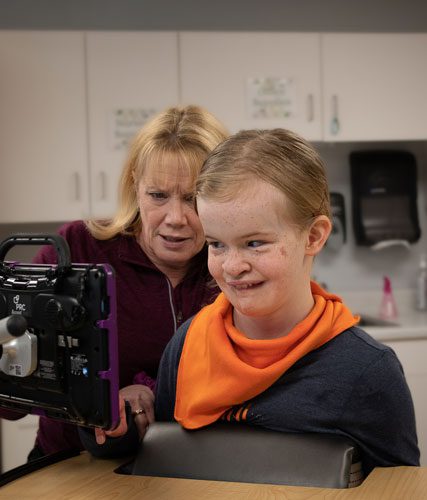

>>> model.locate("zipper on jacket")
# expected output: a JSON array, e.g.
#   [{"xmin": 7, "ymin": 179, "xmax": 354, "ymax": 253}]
[{"xmin": 166, "ymin": 278, "xmax": 177, "ymax": 333}]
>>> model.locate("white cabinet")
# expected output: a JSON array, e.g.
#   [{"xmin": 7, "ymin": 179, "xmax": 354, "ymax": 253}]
[
  {"xmin": 1, "ymin": 415, "xmax": 38, "ymax": 472},
  {"xmin": 321, "ymin": 33, "xmax": 427, "ymax": 141},
  {"xmin": 86, "ymin": 32, "xmax": 180, "ymax": 218},
  {"xmin": 0, "ymin": 30, "xmax": 180, "ymax": 223},
  {"xmin": 179, "ymin": 32, "xmax": 323, "ymax": 140},
  {"xmin": 180, "ymin": 32, "xmax": 427, "ymax": 142},
  {"xmin": 0, "ymin": 31, "xmax": 89, "ymax": 223},
  {"xmin": 384, "ymin": 339, "xmax": 427, "ymax": 466}
]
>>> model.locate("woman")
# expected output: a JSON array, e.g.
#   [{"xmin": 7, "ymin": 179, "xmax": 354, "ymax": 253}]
[
  {"xmin": 1, "ymin": 105, "xmax": 228, "ymax": 458},
  {"xmin": 87, "ymin": 128, "xmax": 419, "ymax": 475}
]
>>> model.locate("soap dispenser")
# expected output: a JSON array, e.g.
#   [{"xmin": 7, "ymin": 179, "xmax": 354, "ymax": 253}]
[{"xmin": 379, "ymin": 276, "xmax": 398, "ymax": 321}]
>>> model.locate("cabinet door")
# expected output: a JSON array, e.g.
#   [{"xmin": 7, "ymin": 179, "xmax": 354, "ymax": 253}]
[
  {"xmin": 0, "ymin": 31, "xmax": 89, "ymax": 223},
  {"xmin": 86, "ymin": 32, "xmax": 180, "ymax": 219},
  {"xmin": 180, "ymin": 32, "xmax": 322, "ymax": 140},
  {"xmin": 322, "ymin": 34, "xmax": 427, "ymax": 141},
  {"xmin": 1, "ymin": 415, "xmax": 39, "ymax": 472},
  {"xmin": 384, "ymin": 340, "xmax": 427, "ymax": 466}
]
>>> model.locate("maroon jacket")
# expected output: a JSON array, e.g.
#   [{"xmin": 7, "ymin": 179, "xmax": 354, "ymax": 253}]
[{"xmin": 1, "ymin": 220, "xmax": 218, "ymax": 455}]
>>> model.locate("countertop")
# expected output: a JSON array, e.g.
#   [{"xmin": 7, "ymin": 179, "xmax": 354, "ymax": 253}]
[{"xmin": 338, "ymin": 289, "xmax": 427, "ymax": 342}]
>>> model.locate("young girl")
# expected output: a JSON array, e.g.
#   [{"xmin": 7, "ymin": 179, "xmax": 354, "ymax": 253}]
[
  {"xmin": 154, "ymin": 128, "xmax": 419, "ymax": 475},
  {"xmin": 82, "ymin": 128, "xmax": 419, "ymax": 475}
]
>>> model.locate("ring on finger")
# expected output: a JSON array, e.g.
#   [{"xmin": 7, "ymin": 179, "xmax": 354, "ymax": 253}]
[{"xmin": 132, "ymin": 408, "xmax": 145, "ymax": 417}]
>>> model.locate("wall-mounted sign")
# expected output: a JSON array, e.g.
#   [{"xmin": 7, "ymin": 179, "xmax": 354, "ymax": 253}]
[
  {"xmin": 247, "ymin": 77, "xmax": 296, "ymax": 120},
  {"xmin": 109, "ymin": 107, "xmax": 157, "ymax": 150}
]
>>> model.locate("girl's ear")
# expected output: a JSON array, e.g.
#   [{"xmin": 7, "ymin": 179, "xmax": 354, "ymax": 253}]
[{"xmin": 305, "ymin": 216, "xmax": 332, "ymax": 256}]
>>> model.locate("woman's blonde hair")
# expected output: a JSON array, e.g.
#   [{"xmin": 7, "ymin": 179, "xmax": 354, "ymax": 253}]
[
  {"xmin": 196, "ymin": 128, "xmax": 331, "ymax": 229},
  {"xmin": 87, "ymin": 105, "xmax": 228, "ymax": 239}
]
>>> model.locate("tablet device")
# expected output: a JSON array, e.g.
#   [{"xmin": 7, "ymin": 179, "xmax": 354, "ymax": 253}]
[{"xmin": 0, "ymin": 234, "xmax": 119, "ymax": 430}]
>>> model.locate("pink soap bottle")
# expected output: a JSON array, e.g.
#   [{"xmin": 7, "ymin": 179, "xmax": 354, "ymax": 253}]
[{"xmin": 379, "ymin": 276, "xmax": 398, "ymax": 321}]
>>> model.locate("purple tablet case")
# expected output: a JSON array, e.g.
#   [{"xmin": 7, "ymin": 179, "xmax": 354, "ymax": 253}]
[{"xmin": 0, "ymin": 234, "xmax": 119, "ymax": 430}]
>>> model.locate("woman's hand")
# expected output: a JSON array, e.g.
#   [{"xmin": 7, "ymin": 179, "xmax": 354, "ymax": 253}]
[
  {"xmin": 119, "ymin": 384, "xmax": 155, "ymax": 438},
  {"xmin": 94, "ymin": 384, "xmax": 155, "ymax": 445}
]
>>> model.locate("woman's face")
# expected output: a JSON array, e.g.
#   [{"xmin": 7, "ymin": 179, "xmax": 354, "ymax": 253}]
[
  {"xmin": 197, "ymin": 179, "xmax": 314, "ymax": 333},
  {"xmin": 136, "ymin": 162, "xmax": 205, "ymax": 280}
]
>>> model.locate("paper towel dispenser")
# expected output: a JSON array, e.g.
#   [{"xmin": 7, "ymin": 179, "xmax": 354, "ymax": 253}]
[{"xmin": 350, "ymin": 150, "xmax": 421, "ymax": 247}]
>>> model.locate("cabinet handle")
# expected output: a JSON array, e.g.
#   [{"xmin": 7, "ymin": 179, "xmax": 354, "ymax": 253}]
[
  {"xmin": 307, "ymin": 94, "xmax": 314, "ymax": 122},
  {"xmin": 330, "ymin": 95, "xmax": 340, "ymax": 135},
  {"xmin": 99, "ymin": 171, "xmax": 107, "ymax": 201},
  {"xmin": 73, "ymin": 172, "xmax": 81, "ymax": 201}
]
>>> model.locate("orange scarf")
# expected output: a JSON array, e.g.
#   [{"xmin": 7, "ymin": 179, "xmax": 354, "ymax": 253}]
[{"xmin": 175, "ymin": 281, "xmax": 358, "ymax": 429}]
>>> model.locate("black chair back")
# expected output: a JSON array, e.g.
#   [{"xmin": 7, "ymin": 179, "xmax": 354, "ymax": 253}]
[{"xmin": 132, "ymin": 422, "xmax": 363, "ymax": 488}]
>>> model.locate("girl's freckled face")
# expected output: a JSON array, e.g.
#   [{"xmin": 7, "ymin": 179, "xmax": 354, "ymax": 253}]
[{"xmin": 197, "ymin": 179, "xmax": 311, "ymax": 319}]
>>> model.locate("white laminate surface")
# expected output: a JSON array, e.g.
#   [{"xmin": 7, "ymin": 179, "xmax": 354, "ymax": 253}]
[{"xmin": 338, "ymin": 289, "xmax": 427, "ymax": 341}]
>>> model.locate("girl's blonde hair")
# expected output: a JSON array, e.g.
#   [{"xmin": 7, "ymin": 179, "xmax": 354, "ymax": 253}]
[
  {"xmin": 196, "ymin": 128, "xmax": 331, "ymax": 229},
  {"xmin": 87, "ymin": 105, "xmax": 228, "ymax": 239}
]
